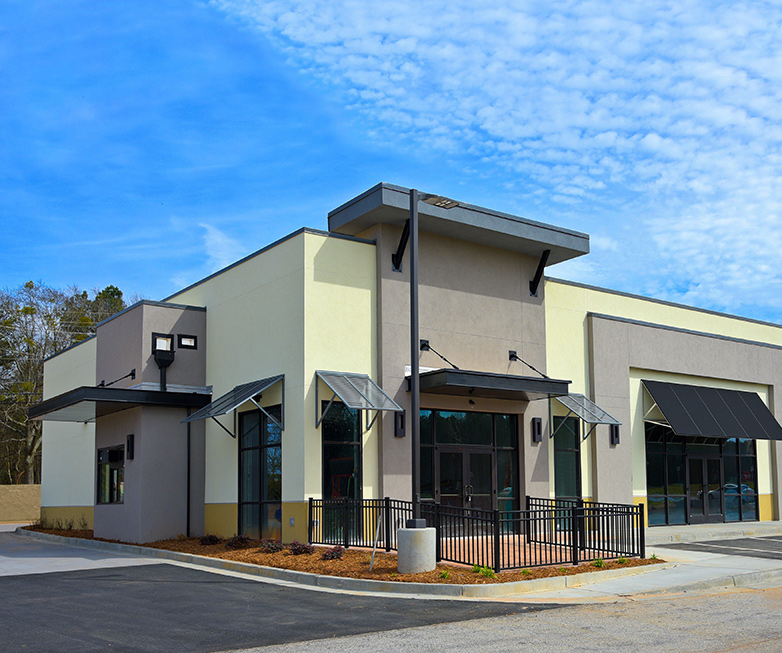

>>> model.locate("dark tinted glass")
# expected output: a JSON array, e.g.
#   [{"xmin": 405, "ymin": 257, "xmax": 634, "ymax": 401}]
[
  {"xmin": 723, "ymin": 455, "xmax": 739, "ymax": 487},
  {"xmin": 439, "ymin": 452, "xmax": 463, "ymax": 496},
  {"xmin": 740, "ymin": 458, "xmax": 757, "ymax": 492},
  {"xmin": 646, "ymin": 453, "xmax": 665, "ymax": 495},
  {"xmin": 241, "ymin": 503, "xmax": 260, "ymax": 539},
  {"xmin": 667, "ymin": 434, "xmax": 685, "ymax": 452},
  {"xmin": 323, "ymin": 443, "xmax": 360, "ymax": 499},
  {"xmin": 497, "ymin": 450, "xmax": 517, "ymax": 500},
  {"xmin": 241, "ymin": 412, "xmax": 260, "ymax": 448},
  {"xmin": 322, "ymin": 402, "xmax": 360, "ymax": 442},
  {"xmin": 555, "ymin": 449, "xmax": 579, "ymax": 499},
  {"xmin": 496, "ymin": 415, "xmax": 517, "ymax": 448},
  {"xmin": 739, "ymin": 439, "xmax": 755, "ymax": 456},
  {"xmin": 241, "ymin": 449, "xmax": 260, "ymax": 502},
  {"xmin": 420, "ymin": 410, "xmax": 433, "ymax": 445},
  {"xmin": 420, "ymin": 446, "xmax": 434, "ymax": 499},
  {"xmin": 264, "ymin": 447, "xmax": 281, "ymax": 501},
  {"xmin": 265, "ymin": 405, "xmax": 282, "ymax": 446},
  {"xmin": 667, "ymin": 497, "xmax": 686, "ymax": 525},
  {"xmin": 742, "ymin": 494, "xmax": 758, "ymax": 521},
  {"xmin": 554, "ymin": 417, "xmax": 578, "ymax": 450},
  {"xmin": 435, "ymin": 411, "xmax": 492, "ymax": 445},
  {"xmin": 648, "ymin": 496, "xmax": 666, "ymax": 526},
  {"xmin": 261, "ymin": 503, "xmax": 282, "ymax": 540},
  {"xmin": 667, "ymin": 455, "xmax": 685, "ymax": 495},
  {"xmin": 723, "ymin": 437, "xmax": 738, "ymax": 455}
]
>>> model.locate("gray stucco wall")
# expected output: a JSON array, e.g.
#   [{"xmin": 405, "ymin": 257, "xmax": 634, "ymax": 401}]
[
  {"xmin": 359, "ymin": 223, "xmax": 552, "ymax": 502},
  {"xmin": 588, "ymin": 313, "xmax": 782, "ymax": 515}
]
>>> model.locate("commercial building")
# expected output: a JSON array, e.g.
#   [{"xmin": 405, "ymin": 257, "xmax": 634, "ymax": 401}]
[{"xmin": 31, "ymin": 183, "xmax": 782, "ymax": 543}]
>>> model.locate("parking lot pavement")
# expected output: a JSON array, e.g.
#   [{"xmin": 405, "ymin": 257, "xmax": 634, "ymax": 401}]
[
  {"xmin": 1, "ymin": 563, "xmax": 552, "ymax": 653},
  {"xmin": 659, "ymin": 535, "xmax": 782, "ymax": 560},
  {"xmin": 0, "ymin": 529, "xmax": 162, "ymax": 577}
]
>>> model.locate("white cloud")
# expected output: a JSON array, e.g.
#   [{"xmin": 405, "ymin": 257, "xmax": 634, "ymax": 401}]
[
  {"xmin": 213, "ymin": 0, "xmax": 782, "ymax": 320},
  {"xmin": 200, "ymin": 223, "xmax": 248, "ymax": 273}
]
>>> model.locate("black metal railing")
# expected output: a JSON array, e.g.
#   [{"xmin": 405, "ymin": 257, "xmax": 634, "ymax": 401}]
[{"xmin": 309, "ymin": 496, "xmax": 645, "ymax": 572}]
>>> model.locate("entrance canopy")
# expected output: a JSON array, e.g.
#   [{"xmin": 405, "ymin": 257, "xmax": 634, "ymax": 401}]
[
  {"xmin": 182, "ymin": 374, "xmax": 284, "ymax": 436},
  {"xmin": 316, "ymin": 370, "xmax": 402, "ymax": 429},
  {"xmin": 412, "ymin": 369, "xmax": 569, "ymax": 402},
  {"xmin": 643, "ymin": 380, "xmax": 782, "ymax": 441},
  {"xmin": 551, "ymin": 393, "xmax": 621, "ymax": 440},
  {"xmin": 29, "ymin": 386, "xmax": 212, "ymax": 423}
]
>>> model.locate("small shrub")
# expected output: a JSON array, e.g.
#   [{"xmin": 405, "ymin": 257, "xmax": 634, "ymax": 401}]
[
  {"xmin": 259, "ymin": 539, "xmax": 285, "ymax": 553},
  {"xmin": 390, "ymin": 572, "xmax": 398, "ymax": 579},
  {"xmin": 472, "ymin": 565, "xmax": 497, "ymax": 579},
  {"xmin": 559, "ymin": 566, "xmax": 567, "ymax": 573},
  {"xmin": 650, "ymin": 553, "xmax": 658, "ymax": 560},
  {"xmin": 226, "ymin": 535, "xmax": 251, "ymax": 549},
  {"xmin": 439, "ymin": 569, "xmax": 450, "ymax": 579},
  {"xmin": 176, "ymin": 533, "xmax": 188, "ymax": 541},
  {"xmin": 63, "ymin": 518, "xmax": 74, "ymax": 531},
  {"xmin": 53, "ymin": 518, "xmax": 64, "ymax": 530},
  {"xmin": 288, "ymin": 539, "xmax": 315, "ymax": 555},
  {"xmin": 77, "ymin": 514, "xmax": 89, "ymax": 530},
  {"xmin": 200, "ymin": 534, "xmax": 220, "ymax": 546},
  {"xmin": 321, "ymin": 545, "xmax": 344, "ymax": 560},
  {"xmin": 617, "ymin": 556, "xmax": 627, "ymax": 564},
  {"xmin": 592, "ymin": 558, "xmax": 605, "ymax": 568},
  {"xmin": 521, "ymin": 568, "xmax": 531, "ymax": 576}
]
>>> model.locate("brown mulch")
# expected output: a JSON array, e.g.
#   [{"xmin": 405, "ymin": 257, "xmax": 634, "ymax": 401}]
[{"xmin": 23, "ymin": 526, "xmax": 663, "ymax": 584}]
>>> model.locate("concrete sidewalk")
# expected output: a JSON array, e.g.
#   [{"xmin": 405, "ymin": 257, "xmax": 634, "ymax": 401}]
[{"xmin": 10, "ymin": 526, "xmax": 782, "ymax": 602}]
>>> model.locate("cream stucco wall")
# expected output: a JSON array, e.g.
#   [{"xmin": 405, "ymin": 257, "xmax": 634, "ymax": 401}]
[
  {"xmin": 545, "ymin": 278, "xmax": 782, "ymax": 513},
  {"xmin": 169, "ymin": 231, "xmax": 377, "ymax": 537},
  {"xmin": 40, "ymin": 338, "xmax": 97, "ymax": 510}
]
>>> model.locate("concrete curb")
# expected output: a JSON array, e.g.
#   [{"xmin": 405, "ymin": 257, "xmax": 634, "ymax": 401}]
[{"xmin": 13, "ymin": 527, "xmax": 677, "ymax": 599}]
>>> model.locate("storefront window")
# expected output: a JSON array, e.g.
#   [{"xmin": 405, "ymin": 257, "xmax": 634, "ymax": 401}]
[
  {"xmin": 322, "ymin": 402, "xmax": 361, "ymax": 500},
  {"xmin": 97, "ymin": 446, "xmax": 124, "ymax": 504},
  {"xmin": 644, "ymin": 424, "xmax": 758, "ymax": 525}
]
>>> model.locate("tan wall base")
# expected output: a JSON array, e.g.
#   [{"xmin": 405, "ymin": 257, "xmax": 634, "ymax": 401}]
[
  {"xmin": 40, "ymin": 505, "xmax": 93, "ymax": 529},
  {"xmin": 633, "ymin": 497, "xmax": 648, "ymax": 527},
  {"xmin": 282, "ymin": 502, "xmax": 309, "ymax": 543},
  {"xmin": 204, "ymin": 503, "xmax": 238, "ymax": 538},
  {"xmin": 0, "ymin": 485, "xmax": 41, "ymax": 522},
  {"xmin": 759, "ymin": 494, "xmax": 774, "ymax": 521}
]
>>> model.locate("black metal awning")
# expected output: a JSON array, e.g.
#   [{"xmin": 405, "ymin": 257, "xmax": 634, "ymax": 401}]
[
  {"xmin": 642, "ymin": 380, "xmax": 782, "ymax": 441},
  {"xmin": 410, "ymin": 369, "xmax": 570, "ymax": 402},
  {"xmin": 29, "ymin": 386, "xmax": 212, "ymax": 423},
  {"xmin": 182, "ymin": 375, "xmax": 285, "ymax": 436}
]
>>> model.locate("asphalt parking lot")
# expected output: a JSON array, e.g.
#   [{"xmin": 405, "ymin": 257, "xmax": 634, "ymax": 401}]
[
  {"xmin": 660, "ymin": 535, "xmax": 782, "ymax": 560},
  {"xmin": 0, "ymin": 562, "xmax": 552, "ymax": 653}
]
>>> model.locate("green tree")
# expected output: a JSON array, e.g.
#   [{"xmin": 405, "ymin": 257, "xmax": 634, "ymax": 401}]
[{"xmin": 0, "ymin": 282, "xmax": 128, "ymax": 484}]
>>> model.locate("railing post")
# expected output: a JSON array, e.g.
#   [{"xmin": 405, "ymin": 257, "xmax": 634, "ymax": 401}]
[
  {"xmin": 571, "ymin": 506, "xmax": 579, "ymax": 566},
  {"xmin": 384, "ymin": 497, "xmax": 392, "ymax": 552},
  {"xmin": 639, "ymin": 503, "xmax": 646, "ymax": 559},
  {"xmin": 493, "ymin": 508, "xmax": 501, "ymax": 573},
  {"xmin": 343, "ymin": 497, "xmax": 349, "ymax": 549},
  {"xmin": 308, "ymin": 497, "xmax": 313, "ymax": 544},
  {"xmin": 435, "ymin": 502, "xmax": 442, "ymax": 562}
]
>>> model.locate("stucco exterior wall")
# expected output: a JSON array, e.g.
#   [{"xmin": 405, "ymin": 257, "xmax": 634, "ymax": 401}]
[
  {"xmin": 169, "ymin": 231, "xmax": 377, "ymax": 540},
  {"xmin": 40, "ymin": 338, "xmax": 97, "ymax": 513},
  {"xmin": 359, "ymin": 223, "xmax": 551, "ymax": 502},
  {"xmin": 0, "ymin": 484, "xmax": 41, "ymax": 522},
  {"xmin": 545, "ymin": 279, "xmax": 782, "ymax": 518}
]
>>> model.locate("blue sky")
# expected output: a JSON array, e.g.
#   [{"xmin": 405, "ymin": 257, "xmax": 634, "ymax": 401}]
[{"xmin": 2, "ymin": 1, "xmax": 782, "ymax": 322}]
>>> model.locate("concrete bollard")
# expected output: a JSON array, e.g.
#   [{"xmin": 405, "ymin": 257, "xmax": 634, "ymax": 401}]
[{"xmin": 397, "ymin": 527, "xmax": 436, "ymax": 574}]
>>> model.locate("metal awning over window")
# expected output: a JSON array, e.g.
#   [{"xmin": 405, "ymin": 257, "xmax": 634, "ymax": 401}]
[
  {"xmin": 643, "ymin": 380, "xmax": 782, "ymax": 441},
  {"xmin": 28, "ymin": 386, "xmax": 212, "ymax": 423},
  {"xmin": 316, "ymin": 371, "xmax": 402, "ymax": 430},
  {"xmin": 551, "ymin": 394, "xmax": 621, "ymax": 440},
  {"xmin": 411, "ymin": 368, "xmax": 570, "ymax": 402},
  {"xmin": 182, "ymin": 374, "xmax": 284, "ymax": 437}
]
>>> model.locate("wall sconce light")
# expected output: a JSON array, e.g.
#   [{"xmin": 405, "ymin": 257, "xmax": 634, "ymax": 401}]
[
  {"xmin": 532, "ymin": 417, "xmax": 543, "ymax": 443},
  {"xmin": 395, "ymin": 411, "xmax": 406, "ymax": 438},
  {"xmin": 126, "ymin": 434, "xmax": 135, "ymax": 460},
  {"xmin": 610, "ymin": 424, "xmax": 620, "ymax": 445},
  {"xmin": 152, "ymin": 333, "xmax": 175, "ymax": 391}
]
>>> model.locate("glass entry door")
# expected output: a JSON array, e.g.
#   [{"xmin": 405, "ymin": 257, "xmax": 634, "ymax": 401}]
[
  {"xmin": 437, "ymin": 447, "xmax": 494, "ymax": 511},
  {"xmin": 688, "ymin": 456, "xmax": 723, "ymax": 524}
]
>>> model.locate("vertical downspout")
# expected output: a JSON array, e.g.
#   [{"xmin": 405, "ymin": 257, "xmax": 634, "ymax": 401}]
[{"xmin": 186, "ymin": 407, "xmax": 191, "ymax": 537}]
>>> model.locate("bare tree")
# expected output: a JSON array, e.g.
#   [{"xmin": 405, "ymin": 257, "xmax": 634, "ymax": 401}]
[{"xmin": 0, "ymin": 282, "xmax": 128, "ymax": 483}]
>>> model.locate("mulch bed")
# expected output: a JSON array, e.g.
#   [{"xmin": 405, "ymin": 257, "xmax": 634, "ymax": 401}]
[{"xmin": 22, "ymin": 527, "xmax": 662, "ymax": 584}]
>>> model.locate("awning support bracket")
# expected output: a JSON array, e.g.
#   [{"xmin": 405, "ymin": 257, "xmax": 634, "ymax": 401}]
[
  {"xmin": 529, "ymin": 249, "xmax": 551, "ymax": 297},
  {"xmin": 316, "ymin": 392, "xmax": 338, "ymax": 428},
  {"xmin": 210, "ymin": 415, "xmax": 236, "ymax": 439},
  {"xmin": 391, "ymin": 219, "xmax": 411, "ymax": 272}
]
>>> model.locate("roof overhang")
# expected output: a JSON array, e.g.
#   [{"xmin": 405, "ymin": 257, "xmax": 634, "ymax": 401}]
[
  {"xmin": 642, "ymin": 380, "xmax": 782, "ymax": 441},
  {"xmin": 29, "ymin": 386, "xmax": 212, "ymax": 423},
  {"xmin": 328, "ymin": 183, "xmax": 590, "ymax": 265},
  {"xmin": 411, "ymin": 369, "xmax": 570, "ymax": 402}
]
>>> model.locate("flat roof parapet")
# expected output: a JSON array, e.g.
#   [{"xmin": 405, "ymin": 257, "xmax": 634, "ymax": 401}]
[{"xmin": 328, "ymin": 182, "xmax": 590, "ymax": 265}]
